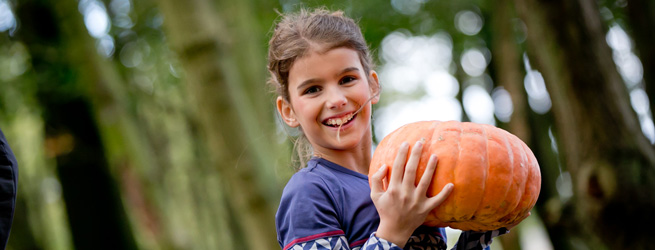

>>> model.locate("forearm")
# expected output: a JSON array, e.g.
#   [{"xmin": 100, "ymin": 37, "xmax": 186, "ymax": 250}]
[{"xmin": 374, "ymin": 221, "xmax": 414, "ymax": 248}]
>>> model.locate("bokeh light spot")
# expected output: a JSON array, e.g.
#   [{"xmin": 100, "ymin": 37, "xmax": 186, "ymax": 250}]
[
  {"xmin": 463, "ymin": 85, "xmax": 495, "ymax": 125},
  {"xmin": 461, "ymin": 48, "xmax": 488, "ymax": 77},
  {"xmin": 0, "ymin": 0, "xmax": 17, "ymax": 34},
  {"xmin": 492, "ymin": 87, "xmax": 513, "ymax": 123},
  {"xmin": 455, "ymin": 10, "xmax": 483, "ymax": 36}
]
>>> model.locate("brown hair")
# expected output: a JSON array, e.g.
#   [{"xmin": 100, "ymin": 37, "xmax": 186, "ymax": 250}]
[{"xmin": 267, "ymin": 8, "xmax": 375, "ymax": 168}]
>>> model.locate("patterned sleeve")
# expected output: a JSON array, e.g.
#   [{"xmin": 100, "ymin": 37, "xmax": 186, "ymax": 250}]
[
  {"xmin": 283, "ymin": 232, "xmax": 402, "ymax": 250},
  {"xmin": 281, "ymin": 232, "xmax": 402, "ymax": 250},
  {"xmin": 451, "ymin": 228, "xmax": 509, "ymax": 250},
  {"xmin": 403, "ymin": 225, "xmax": 448, "ymax": 249},
  {"xmin": 361, "ymin": 233, "xmax": 402, "ymax": 250}
]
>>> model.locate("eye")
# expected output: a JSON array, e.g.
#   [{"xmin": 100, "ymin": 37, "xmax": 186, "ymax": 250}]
[
  {"xmin": 303, "ymin": 86, "xmax": 321, "ymax": 95},
  {"xmin": 339, "ymin": 76, "xmax": 357, "ymax": 85}
]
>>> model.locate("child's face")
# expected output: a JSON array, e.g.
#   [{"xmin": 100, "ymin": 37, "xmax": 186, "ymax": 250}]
[{"xmin": 277, "ymin": 47, "xmax": 380, "ymax": 153}]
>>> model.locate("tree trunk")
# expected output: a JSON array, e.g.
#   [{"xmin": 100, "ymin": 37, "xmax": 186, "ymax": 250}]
[
  {"xmin": 489, "ymin": 0, "xmax": 530, "ymax": 143},
  {"xmin": 154, "ymin": 0, "xmax": 280, "ymax": 248},
  {"xmin": 15, "ymin": 1, "xmax": 139, "ymax": 249},
  {"xmin": 514, "ymin": 0, "xmax": 655, "ymax": 248},
  {"xmin": 488, "ymin": 1, "xmax": 528, "ymax": 249},
  {"xmin": 625, "ymin": 0, "xmax": 655, "ymax": 114}
]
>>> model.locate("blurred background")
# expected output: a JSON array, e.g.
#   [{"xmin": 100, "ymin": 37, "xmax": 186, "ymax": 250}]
[{"xmin": 1, "ymin": 0, "xmax": 654, "ymax": 249}]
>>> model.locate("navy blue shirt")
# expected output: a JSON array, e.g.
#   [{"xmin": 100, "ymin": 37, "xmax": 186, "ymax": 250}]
[
  {"xmin": 276, "ymin": 157, "xmax": 507, "ymax": 250},
  {"xmin": 276, "ymin": 157, "xmax": 381, "ymax": 249},
  {"xmin": 0, "ymin": 128, "xmax": 18, "ymax": 249}
]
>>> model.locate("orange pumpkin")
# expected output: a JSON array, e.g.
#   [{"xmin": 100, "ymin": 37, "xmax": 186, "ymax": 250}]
[{"xmin": 369, "ymin": 120, "xmax": 541, "ymax": 231}]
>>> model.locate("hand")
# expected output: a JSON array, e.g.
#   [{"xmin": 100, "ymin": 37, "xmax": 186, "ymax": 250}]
[{"xmin": 370, "ymin": 141, "xmax": 454, "ymax": 248}]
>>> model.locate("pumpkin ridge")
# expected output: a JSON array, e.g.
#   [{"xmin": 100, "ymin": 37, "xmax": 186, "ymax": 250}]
[
  {"xmin": 370, "ymin": 120, "xmax": 540, "ymax": 231},
  {"xmin": 506, "ymin": 141, "xmax": 534, "ymax": 223},
  {"xmin": 514, "ymin": 141, "xmax": 540, "ymax": 222},
  {"xmin": 454, "ymin": 123, "xmax": 487, "ymax": 221},
  {"xmin": 498, "ymin": 132, "xmax": 528, "ymax": 223},
  {"xmin": 470, "ymin": 123, "xmax": 491, "ymax": 223},
  {"xmin": 496, "ymin": 128, "xmax": 516, "ymax": 221},
  {"xmin": 421, "ymin": 123, "xmax": 437, "ymax": 191},
  {"xmin": 484, "ymin": 127, "xmax": 518, "ymax": 227},
  {"xmin": 472, "ymin": 124, "xmax": 504, "ymax": 225},
  {"xmin": 435, "ymin": 121, "xmax": 462, "ymax": 222},
  {"xmin": 453, "ymin": 121, "xmax": 464, "ymax": 220}
]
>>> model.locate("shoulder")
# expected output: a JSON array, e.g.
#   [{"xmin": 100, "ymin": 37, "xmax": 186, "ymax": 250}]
[
  {"xmin": 282, "ymin": 165, "xmax": 335, "ymax": 199},
  {"xmin": 276, "ymin": 163, "xmax": 346, "ymax": 249},
  {"xmin": 281, "ymin": 159, "xmax": 346, "ymax": 201}
]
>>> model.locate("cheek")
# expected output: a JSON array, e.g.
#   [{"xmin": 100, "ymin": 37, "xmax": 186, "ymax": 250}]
[
  {"xmin": 291, "ymin": 99, "xmax": 318, "ymax": 121},
  {"xmin": 355, "ymin": 85, "xmax": 374, "ymax": 106}
]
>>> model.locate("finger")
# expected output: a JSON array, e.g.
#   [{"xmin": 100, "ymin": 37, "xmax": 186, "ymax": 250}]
[
  {"xmin": 417, "ymin": 154, "xmax": 437, "ymax": 194},
  {"xmin": 425, "ymin": 183, "xmax": 454, "ymax": 209},
  {"xmin": 389, "ymin": 142, "xmax": 409, "ymax": 187},
  {"xmin": 370, "ymin": 164, "xmax": 388, "ymax": 194},
  {"xmin": 402, "ymin": 140, "xmax": 423, "ymax": 190}
]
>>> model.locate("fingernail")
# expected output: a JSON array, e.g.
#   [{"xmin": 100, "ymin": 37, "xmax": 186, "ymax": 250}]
[
  {"xmin": 430, "ymin": 154, "xmax": 437, "ymax": 161},
  {"xmin": 416, "ymin": 141, "xmax": 423, "ymax": 147}
]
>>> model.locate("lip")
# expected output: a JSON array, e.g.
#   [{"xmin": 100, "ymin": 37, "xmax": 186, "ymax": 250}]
[{"xmin": 321, "ymin": 111, "xmax": 358, "ymax": 129}]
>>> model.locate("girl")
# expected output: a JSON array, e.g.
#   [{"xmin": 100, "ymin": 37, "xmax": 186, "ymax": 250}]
[{"xmin": 268, "ymin": 8, "xmax": 512, "ymax": 250}]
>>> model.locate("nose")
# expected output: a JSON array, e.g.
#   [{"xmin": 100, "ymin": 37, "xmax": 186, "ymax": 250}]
[{"xmin": 326, "ymin": 86, "xmax": 347, "ymax": 110}]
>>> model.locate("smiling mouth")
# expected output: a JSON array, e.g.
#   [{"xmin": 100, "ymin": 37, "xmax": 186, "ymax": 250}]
[{"xmin": 323, "ymin": 113, "xmax": 356, "ymax": 127}]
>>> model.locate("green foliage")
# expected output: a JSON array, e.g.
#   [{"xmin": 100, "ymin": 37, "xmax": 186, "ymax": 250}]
[{"xmin": 0, "ymin": 0, "xmax": 653, "ymax": 249}]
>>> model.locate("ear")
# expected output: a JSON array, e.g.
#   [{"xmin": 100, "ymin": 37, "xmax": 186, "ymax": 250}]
[
  {"xmin": 277, "ymin": 96, "xmax": 300, "ymax": 128},
  {"xmin": 369, "ymin": 70, "xmax": 381, "ymax": 105}
]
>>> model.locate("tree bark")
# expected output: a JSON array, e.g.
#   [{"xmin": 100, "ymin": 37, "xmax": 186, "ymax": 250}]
[
  {"xmin": 625, "ymin": 0, "xmax": 655, "ymax": 114},
  {"xmin": 154, "ymin": 0, "xmax": 280, "ymax": 248},
  {"xmin": 515, "ymin": 0, "xmax": 655, "ymax": 248},
  {"xmin": 490, "ymin": 0, "xmax": 530, "ymax": 143},
  {"xmin": 15, "ymin": 1, "xmax": 139, "ymax": 248},
  {"xmin": 488, "ymin": 1, "xmax": 528, "ymax": 249}
]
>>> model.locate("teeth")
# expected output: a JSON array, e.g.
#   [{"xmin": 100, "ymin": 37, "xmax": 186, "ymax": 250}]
[{"xmin": 327, "ymin": 113, "xmax": 354, "ymax": 126}]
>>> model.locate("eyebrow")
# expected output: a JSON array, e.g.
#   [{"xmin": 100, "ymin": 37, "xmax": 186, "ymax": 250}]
[{"xmin": 296, "ymin": 67, "xmax": 361, "ymax": 91}]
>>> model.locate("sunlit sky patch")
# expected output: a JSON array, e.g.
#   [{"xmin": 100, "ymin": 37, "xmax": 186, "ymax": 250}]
[
  {"xmin": 460, "ymin": 48, "xmax": 488, "ymax": 77},
  {"xmin": 424, "ymin": 71, "xmax": 459, "ymax": 98},
  {"xmin": 455, "ymin": 10, "xmax": 483, "ymax": 36},
  {"xmin": 82, "ymin": 0, "xmax": 111, "ymax": 38},
  {"xmin": 491, "ymin": 87, "xmax": 513, "ymax": 123},
  {"xmin": 80, "ymin": 0, "xmax": 116, "ymax": 57},
  {"xmin": 391, "ymin": 0, "xmax": 427, "ymax": 16},
  {"xmin": 0, "ymin": 0, "xmax": 17, "ymax": 34},
  {"xmin": 375, "ymin": 27, "xmax": 501, "ymax": 139},
  {"xmin": 374, "ymin": 97, "xmax": 462, "ymax": 139},
  {"xmin": 110, "ymin": 0, "xmax": 134, "ymax": 29},
  {"xmin": 606, "ymin": 23, "xmax": 654, "ymax": 143},
  {"xmin": 522, "ymin": 54, "xmax": 551, "ymax": 114},
  {"xmin": 607, "ymin": 24, "xmax": 643, "ymax": 87},
  {"xmin": 463, "ymin": 85, "xmax": 495, "ymax": 125}
]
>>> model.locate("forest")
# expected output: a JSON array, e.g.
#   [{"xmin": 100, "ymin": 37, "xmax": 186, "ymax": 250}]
[{"xmin": 0, "ymin": 0, "xmax": 654, "ymax": 249}]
